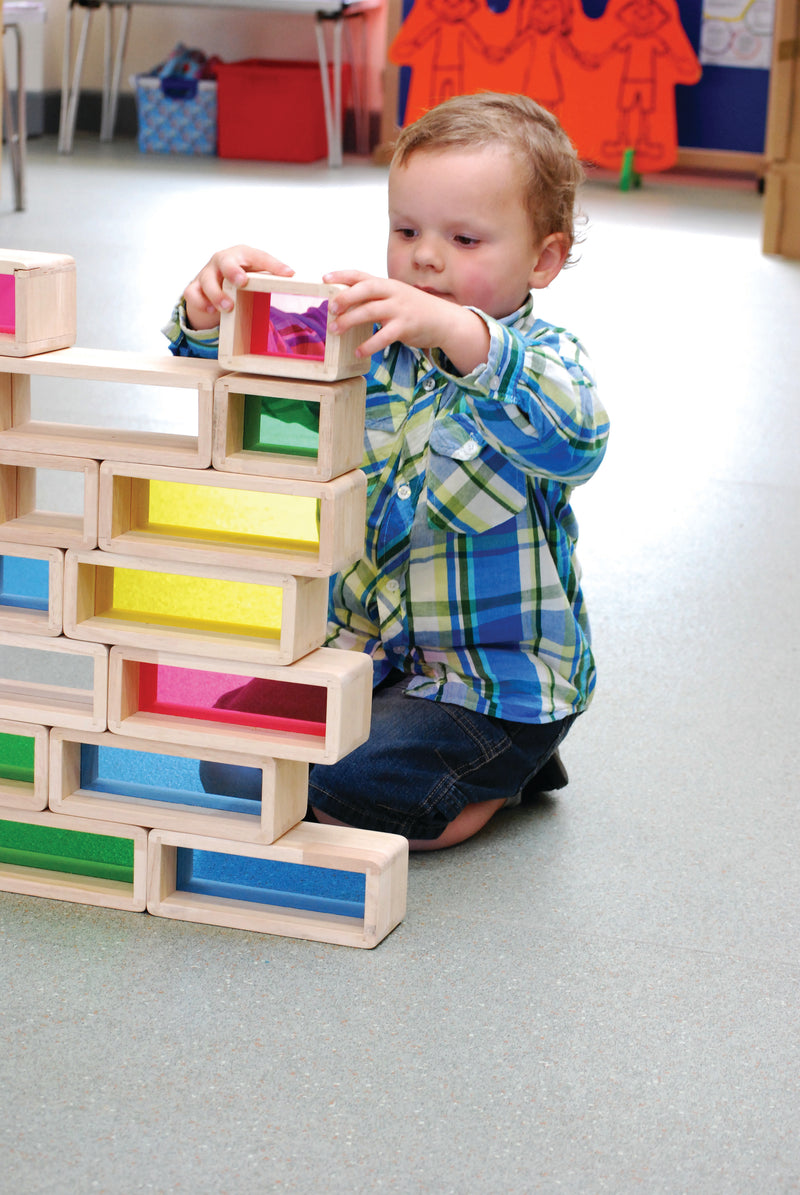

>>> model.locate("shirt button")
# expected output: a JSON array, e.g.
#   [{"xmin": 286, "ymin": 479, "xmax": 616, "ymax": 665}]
[
  {"xmin": 397, "ymin": 483, "xmax": 411, "ymax": 500},
  {"xmin": 490, "ymin": 375, "xmax": 501, "ymax": 389},
  {"xmin": 423, "ymin": 377, "xmax": 436, "ymax": 391},
  {"xmin": 462, "ymin": 438, "xmax": 479, "ymax": 459},
  {"xmin": 386, "ymin": 579, "xmax": 400, "ymax": 593}
]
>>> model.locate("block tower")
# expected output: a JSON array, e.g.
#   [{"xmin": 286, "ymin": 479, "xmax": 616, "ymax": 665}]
[{"xmin": 0, "ymin": 250, "xmax": 408, "ymax": 949}]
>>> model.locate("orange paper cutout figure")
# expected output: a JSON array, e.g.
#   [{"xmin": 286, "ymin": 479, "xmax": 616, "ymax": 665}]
[
  {"xmin": 568, "ymin": 0, "xmax": 702, "ymax": 170},
  {"xmin": 389, "ymin": 0, "xmax": 701, "ymax": 175},
  {"xmin": 501, "ymin": 0, "xmax": 599, "ymax": 116},
  {"xmin": 389, "ymin": 0, "xmax": 507, "ymax": 125}
]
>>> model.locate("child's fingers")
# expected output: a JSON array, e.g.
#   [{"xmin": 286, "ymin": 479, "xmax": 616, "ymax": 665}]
[
  {"xmin": 352, "ymin": 319, "xmax": 400, "ymax": 359},
  {"xmin": 323, "ymin": 269, "xmax": 370, "ymax": 287},
  {"xmin": 328, "ymin": 277, "xmax": 392, "ymax": 330},
  {"xmin": 218, "ymin": 246, "xmax": 294, "ymax": 286}
]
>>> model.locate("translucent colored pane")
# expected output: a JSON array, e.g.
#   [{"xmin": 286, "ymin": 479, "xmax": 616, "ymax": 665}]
[
  {"xmin": 0, "ymin": 273, "xmax": 15, "ymax": 335},
  {"xmin": 176, "ymin": 847, "xmax": 365, "ymax": 917},
  {"xmin": 0, "ymin": 555, "xmax": 50, "ymax": 612},
  {"xmin": 0, "ymin": 818, "xmax": 134, "ymax": 883},
  {"xmin": 249, "ymin": 291, "xmax": 326, "ymax": 362},
  {"xmin": 137, "ymin": 663, "xmax": 327, "ymax": 738},
  {"xmin": 0, "ymin": 731, "xmax": 36, "ymax": 784},
  {"xmin": 99, "ymin": 566, "xmax": 282, "ymax": 638},
  {"xmin": 142, "ymin": 480, "xmax": 319, "ymax": 551},
  {"xmin": 80, "ymin": 743, "xmax": 262, "ymax": 814},
  {"xmin": 242, "ymin": 394, "xmax": 320, "ymax": 458},
  {"xmin": 0, "ymin": 645, "xmax": 94, "ymax": 689}
]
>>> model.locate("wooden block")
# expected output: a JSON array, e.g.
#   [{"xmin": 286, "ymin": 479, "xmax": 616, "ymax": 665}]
[
  {"xmin": 0, "ymin": 542, "xmax": 63, "ymax": 635},
  {"xmin": 0, "ymin": 251, "xmax": 77, "ymax": 358},
  {"xmin": 63, "ymin": 549, "xmax": 328, "ymax": 665},
  {"xmin": 0, "ymin": 718, "xmax": 49, "ymax": 811},
  {"xmin": 218, "ymin": 275, "xmax": 372, "ymax": 382},
  {"xmin": 212, "ymin": 372, "xmax": 366, "ymax": 482},
  {"xmin": 0, "ymin": 805, "xmax": 146, "ymax": 911},
  {"xmin": 0, "ymin": 449, "xmax": 98, "ymax": 550},
  {"xmin": 107, "ymin": 643, "xmax": 372, "ymax": 765},
  {"xmin": 0, "ymin": 348, "xmax": 221, "ymax": 468},
  {"xmin": 98, "ymin": 460, "xmax": 366, "ymax": 577},
  {"xmin": 49, "ymin": 728, "xmax": 308, "ymax": 845},
  {"xmin": 0, "ymin": 630, "xmax": 107, "ymax": 731},
  {"xmin": 147, "ymin": 821, "xmax": 408, "ymax": 948},
  {"xmin": 763, "ymin": 162, "xmax": 800, "ymax": 258}
]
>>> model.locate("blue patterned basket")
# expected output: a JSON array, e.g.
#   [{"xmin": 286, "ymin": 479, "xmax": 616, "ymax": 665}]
[{"xmin": 133, "ymin": 75, "xmax": 217, "ymax": 155}]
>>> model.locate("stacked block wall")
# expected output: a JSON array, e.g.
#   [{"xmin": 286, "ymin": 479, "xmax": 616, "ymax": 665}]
[{"xmin": 0, "ymin": 258, "xmax": 407, "ymax": 949}]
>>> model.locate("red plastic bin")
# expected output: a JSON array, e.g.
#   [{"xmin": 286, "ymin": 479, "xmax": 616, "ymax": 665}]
[{"xmin": 216, "ymin": 58, "xmax": 350, "ymax": 163}]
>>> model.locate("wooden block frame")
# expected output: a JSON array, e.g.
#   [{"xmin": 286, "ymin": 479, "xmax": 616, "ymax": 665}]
[
  {"xmin": 219, "ymin": 275, "xmax": 372, "ymax": 382},
  {"xmin": 0, "ymin": 250, "xmax": 77, "ymax": 358},
  {"xmin": 0, "ymin": 542, "xmax": 63, "ymax": 635},
  {"xmin": 49, "ymin": 728, "xmax": 308, "ymax": 845},
  {"xmin": 0, "ymin": 348, "xmax": 222, "ymax": 468},
  {"xmin": 0, "ymin": 449, "xmax": 99, "ymax": 550},
  {"xmin": 147, "ymin": 821, "xmax": 408, "ymax": 948},
  {"xmin": 212, "ymin": 372, "xmax": 366, "ymax": 482},
  {"xmin": 0, "ymin": 630, "xmax": 108, "ymax": 731},
  {"xmin": 63, "ymin": 549, "xmax": 329, "ymax": 666},
  {"xmin": 0, "ymin": 718, "xmax": 49, "ymax": 811},
  {"xmin": 0, "ymin": 806, "xmax": 147, "ymax": 911},
  {"xmin": 107, "ymin": 643, "xmax": 372, "ymax": 764},
  {"xmin": 98, "ymin": 460, "xmax": 367, "ymax": 577}
]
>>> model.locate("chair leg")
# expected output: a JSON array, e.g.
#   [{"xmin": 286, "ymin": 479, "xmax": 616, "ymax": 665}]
[
  {"xmin": 58, "ymin": 3, "xmax": 93, "ymax": 154},
  {"xmin": 101, "ymin": 3, "xmax": 131, "ymax": 142},
  {"xmin": 315, "ymin": 14, "xmax": 344, "ymax": 169},
  {"xmin": 2, "ymin": 22, "xmax": 25, "ymax": 210}
]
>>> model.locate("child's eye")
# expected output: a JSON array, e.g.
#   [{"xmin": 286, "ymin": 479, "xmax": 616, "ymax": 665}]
[
  {"xmin": 454, "ymin": 235, "xmax": 479, "ymax": 247},
  {"xmin": 395, "ymin": 227, "xmax": 417, "ymax": 240}
]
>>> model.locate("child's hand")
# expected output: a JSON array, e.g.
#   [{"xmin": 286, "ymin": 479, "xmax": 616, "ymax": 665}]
[
  {"xmin": 183, "ymin": 245, "xmax": 294, "ymax": 331},
  {"xmin": 323, "ymin": 270, "xmax": 489, "ymax": 375}
]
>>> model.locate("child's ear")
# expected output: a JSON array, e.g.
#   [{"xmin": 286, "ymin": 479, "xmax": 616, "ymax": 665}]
[{"xmin": 529, "ymin": 233, "xmax": 570, "ymax": 290}]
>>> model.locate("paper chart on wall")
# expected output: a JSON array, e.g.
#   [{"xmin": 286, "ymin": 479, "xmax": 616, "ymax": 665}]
[{"xmin": 700, "ymin": 0, "xmax": 775, "ymax": 69}]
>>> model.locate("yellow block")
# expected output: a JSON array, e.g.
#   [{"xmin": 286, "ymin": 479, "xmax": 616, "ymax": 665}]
[
  {"xmin": 142, "ymin": 481, "xmax": 320, "ymax": 550},
  {"xmin": 100, "ymin": 567, "xmax": 283, "ymax": 639}
]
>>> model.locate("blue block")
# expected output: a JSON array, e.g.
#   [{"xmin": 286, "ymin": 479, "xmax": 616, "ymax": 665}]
[
  {"xmin": 80, "ymin": 744, "xmax": 263, "ymax": 815},
  {"xmin": 176, "ymin": 847, "xmax": 366, "ymax": 919},
  {"xmin": 0, "ymin": 555, "xmax": 50, "ymax": 612}
]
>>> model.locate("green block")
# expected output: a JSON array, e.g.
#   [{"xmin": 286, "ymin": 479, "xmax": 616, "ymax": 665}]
[
  {"xmin": 242, "ymin": 394, "xmax": 320, "ymax": 459},
  {"xmin": 0, "ymin": 731, "xmax": 36, "ymax": 785},
  {"xmin": 0, "ymin": 819, "xmax": 134, "ymax": 884}
]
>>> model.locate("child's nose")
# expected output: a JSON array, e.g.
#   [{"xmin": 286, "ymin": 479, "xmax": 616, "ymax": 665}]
[{"xmin": 413, "ymin": 235, "xmax": 443, "ymax": 269}]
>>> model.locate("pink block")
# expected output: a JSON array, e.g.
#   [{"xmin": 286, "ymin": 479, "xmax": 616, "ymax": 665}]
[
  {"xmin": 0, "ymin": 274, "xmax": 15, "ymax": 336},
  {"xmin": 138, "ymin": 664, "xmax": 327, "ymax": 738}
]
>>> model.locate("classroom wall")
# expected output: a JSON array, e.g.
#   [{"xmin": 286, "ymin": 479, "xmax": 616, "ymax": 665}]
[{"xmin": 39, "ymin": 0, "xmax": 387, "ymax": 107}]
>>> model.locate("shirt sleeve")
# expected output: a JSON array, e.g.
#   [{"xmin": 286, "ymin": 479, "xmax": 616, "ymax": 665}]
[
  {"xmin": 162, "ymin": 298, "xmax": 220, "ymax": 359},
  {"xmin": 431, "ymin": 310, "xmax": 609, "ymax": 486}
]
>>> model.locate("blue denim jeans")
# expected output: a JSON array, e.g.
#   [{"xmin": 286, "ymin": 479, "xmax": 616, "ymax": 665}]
[
  {"xmin": 308, "ymin": 672, "xmax": 576, "ymax": 839},
  {"xmin": 199, "ymin": 670, "xmax": 576, "ymax": 841}
]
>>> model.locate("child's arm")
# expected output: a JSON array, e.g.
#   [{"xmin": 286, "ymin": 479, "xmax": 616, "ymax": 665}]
[
  {"xmin": 324, "ymin": 270, "xmax": 491, "ymax": 376},
  {"xmin": 183, "ymin": 244, "xmax": 295, "ymax": 331}
]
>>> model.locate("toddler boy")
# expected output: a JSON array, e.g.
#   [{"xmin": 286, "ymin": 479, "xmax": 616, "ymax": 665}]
[{"xmin": 165, "ymin": 92, "xmax": 610, "ymax": 850}]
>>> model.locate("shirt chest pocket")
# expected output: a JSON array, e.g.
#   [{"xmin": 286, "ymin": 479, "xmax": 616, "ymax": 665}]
[{"xmin": 427, "ymin": 417, "xmax": 528, "ymax": 535}]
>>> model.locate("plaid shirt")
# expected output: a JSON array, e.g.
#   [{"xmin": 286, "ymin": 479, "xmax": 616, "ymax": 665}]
[{"xmin": 165, "ymin": 296, "xmax": 609, "ymax": 723}]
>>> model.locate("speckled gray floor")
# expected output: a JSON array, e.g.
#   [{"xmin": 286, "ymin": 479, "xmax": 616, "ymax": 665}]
[{"xmin": 1, "ymin": 136, "xmax": 799, "ymax": 1194}]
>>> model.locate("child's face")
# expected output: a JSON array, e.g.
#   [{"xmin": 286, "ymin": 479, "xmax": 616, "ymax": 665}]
[{"xmin": 387, "ymin": 145, "xmax": 553, "ymax": 319}]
